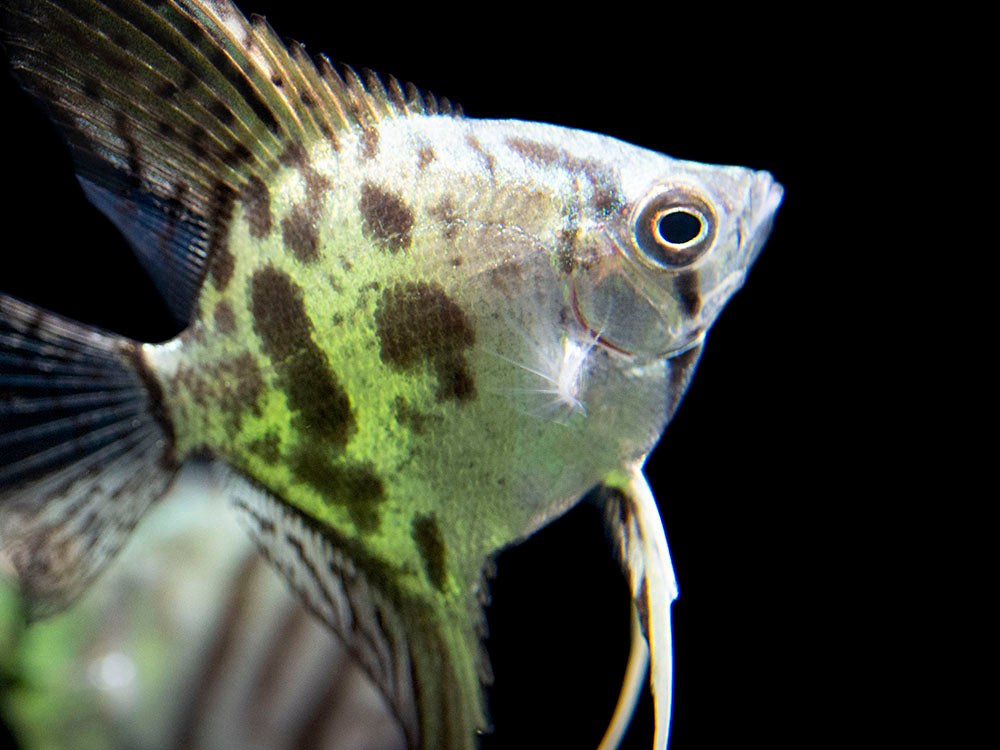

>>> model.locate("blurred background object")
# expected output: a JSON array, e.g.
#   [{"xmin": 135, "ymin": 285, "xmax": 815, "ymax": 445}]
[{"xmin": 0, "ymin": 464, "xmax": 406, "ymax": 750}]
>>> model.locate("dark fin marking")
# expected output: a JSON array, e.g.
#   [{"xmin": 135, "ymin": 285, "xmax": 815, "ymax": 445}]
[
  {"xmin": 224, "ymin": 468, "xmax": 490, "ymax": 749},
  {"xmin": 0, "ymin": 294, "xmax": 180, "ymax": 619},
  {"xmin": 0, "ymin": 0, "xmax": 459, "ymax": 326}
]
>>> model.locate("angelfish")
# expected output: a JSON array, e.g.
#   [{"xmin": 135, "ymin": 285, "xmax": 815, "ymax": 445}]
[{"xmin": 0, "ymin": 0, "xmax": 783, "ymax": 747}]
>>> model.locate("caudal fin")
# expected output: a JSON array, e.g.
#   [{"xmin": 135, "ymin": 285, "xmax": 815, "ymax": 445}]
[{"xmin": 0, "ymin": 294, "xmax": 179, "ymax": 619}]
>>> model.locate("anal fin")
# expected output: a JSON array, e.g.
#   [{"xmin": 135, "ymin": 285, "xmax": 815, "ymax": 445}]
[{"xmin": 223, "ymin": 468, "xmax": 488, "ymax": 750}]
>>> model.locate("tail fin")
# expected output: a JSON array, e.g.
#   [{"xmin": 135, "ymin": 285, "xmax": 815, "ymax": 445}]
[{"xmin": 0, "ymin": 294, "xmax": 179, "ymax": 619}]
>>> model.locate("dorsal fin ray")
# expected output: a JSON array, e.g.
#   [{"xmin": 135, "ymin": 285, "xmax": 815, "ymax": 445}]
[{"xmin": 0, "ymin": 0, "xmax": 459, "ymax": 327}]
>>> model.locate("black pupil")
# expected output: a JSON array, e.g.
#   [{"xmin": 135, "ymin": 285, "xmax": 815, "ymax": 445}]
[{"xmin": 658, "ymin": 210, "xmax": 702, "ymax": 245}]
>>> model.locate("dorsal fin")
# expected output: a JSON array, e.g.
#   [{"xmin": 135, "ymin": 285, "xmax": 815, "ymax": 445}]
[{"xmin": 0, "ymin": 0, "xmax": 459, "ymax": 326}]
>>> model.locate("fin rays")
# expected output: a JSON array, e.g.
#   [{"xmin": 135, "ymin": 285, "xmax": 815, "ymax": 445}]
[
  {"xmin": 2, "ymin": 0, "xmax": 460, "ymax": 326},
  {"xmin": 1, "ymin": 293, "xmax": 179, "ymax": 618}
]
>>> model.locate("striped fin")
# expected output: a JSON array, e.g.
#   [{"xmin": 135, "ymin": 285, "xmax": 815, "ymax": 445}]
[
  {"xmin": 0, "ymin": 0, "xmax": 458, "ymax": 325},
  {"xmin": 0, "ymin": 294, "xmax": 179, "ymax": 619},
  {"xmin": 225, "ymin": 469, "xmax": 488, "ymax": 750}
]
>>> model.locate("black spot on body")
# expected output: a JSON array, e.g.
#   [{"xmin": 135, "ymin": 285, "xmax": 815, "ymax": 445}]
[
  {"xmin": 676, "ymin": 270, "xmax": 702, "ymax": 317},
  {"xmin": 240, "ymin": 175, "xmax": 272, "ymax": 238},
  {"xmin": 213, "ymin": 300, "xmax": 236, "ymax": 334},
  {"xmin": 359, "ymin": 183, "xmax": 414, "ymax": 253},
  {"xmin": 375, "ymin": 281, "xmax": 476, "ymax": 402},
  {"xmin": 282, "ymin": 207, "xmax": 319, "ymax": 263},
  {"xmin": 417, "ymin": 146, "xmax": 435, "ymax": 170},
  {"xmin": 250, "ymin": 268, "xmax": 356, "ymax": 447},
  {"xmin": 557, "ymin": 228, "xmax": 578, "ymax": 274},
  {"xmin": 592, "ymin": 186, "xmax": 620, "ymax": 216},
  {"xmin": 465, "ymin": 134, "xmax": 496, "ymax": 179},
  {"xmin": 412, "ymin": 514, "xmax": 446, "ymax": 591},
  {"xmin": 207, "ymin": 182, "xmax": 237, "ymax": 290},
  {"xmin": 505, "ymin": 137, "xmax": 624, "ymax": 213},
  {"xmin": 211, "ymin": 246, "xmax": 235, "ymax": 291},
  {"xmin": 290, "ymin": 445, "xmax": 385, "ymax": 533},
  {"xmin": 359, "ymin": 128, "xmax": 379, "ymax": 160}
]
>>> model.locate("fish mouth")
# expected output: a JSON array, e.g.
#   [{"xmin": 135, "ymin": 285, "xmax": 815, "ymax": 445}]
[{"xmin": 744, "ymin": 171, "xmax": 784, "ymax": 266}]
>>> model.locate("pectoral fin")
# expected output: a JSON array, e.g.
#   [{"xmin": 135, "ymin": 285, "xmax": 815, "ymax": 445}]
[{"xmin": 599, "ymin": 466, "xmax": 679, "ymax": 749}]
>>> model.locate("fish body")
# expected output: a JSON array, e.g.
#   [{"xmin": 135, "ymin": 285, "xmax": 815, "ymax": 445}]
[{"xmin": 0, "ymin": 1, "xmax": 783, "ymax": 747}]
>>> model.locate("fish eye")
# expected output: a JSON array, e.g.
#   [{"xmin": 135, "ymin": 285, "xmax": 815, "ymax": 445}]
[{"xmin": 632, "ymin": 188, "xmax": 716, "ymax": 269}]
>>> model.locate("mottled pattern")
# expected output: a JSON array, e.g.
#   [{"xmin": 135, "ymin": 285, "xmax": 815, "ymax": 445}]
[
  {"xmin": 359, "ymin": 182, "xmax": 414, "ymax": 253},
  {"xmin": 279, "ymin": 142, "xmax": 331, "ymax": 202},
  {"xmin": 249, "ymin": 268, "xmax": 355, "ymax": 447},
  {"xmin": 375, "ymin": 281, "xmax": 476, "ymax": 402},
  {"xmin": 275, "ymin": 143, "xmax": 329, "ymax": 263},
  {"xmin": 168, "ymin": 353, "xmax": 264, "ymax": 434},
  {"xmin": 505, "ymin": 136, "xmax": 624, "ymax": 214}
]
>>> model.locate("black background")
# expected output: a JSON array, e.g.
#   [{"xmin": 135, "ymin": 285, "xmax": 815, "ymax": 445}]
[{"xmin": 0, "ymin": 3, "xmax": 847, "ymax": 748}]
